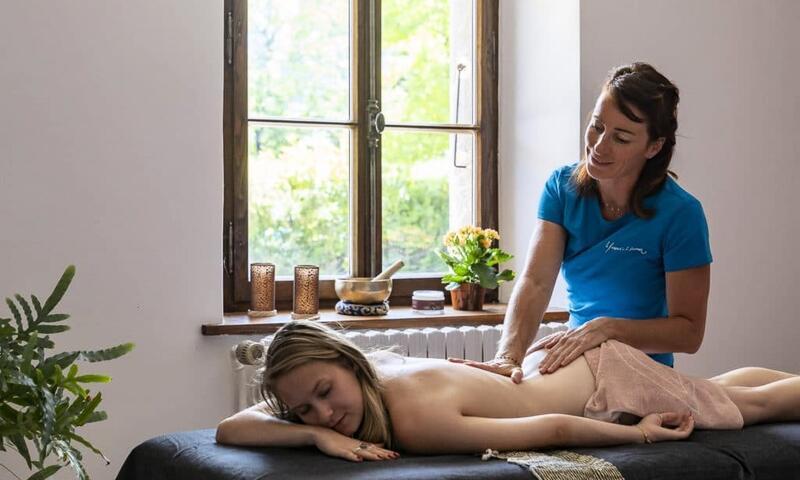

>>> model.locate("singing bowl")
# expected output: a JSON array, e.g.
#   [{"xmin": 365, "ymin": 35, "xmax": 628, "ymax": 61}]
[{"xmin": 334, "ymin": 277, "xmax": 392, "ymax": 304}]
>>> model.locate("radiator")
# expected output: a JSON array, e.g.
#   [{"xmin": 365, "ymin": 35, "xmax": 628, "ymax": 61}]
[{"xmin": 230, "ymin": 322, "xmax": 568, "ymax": 412}]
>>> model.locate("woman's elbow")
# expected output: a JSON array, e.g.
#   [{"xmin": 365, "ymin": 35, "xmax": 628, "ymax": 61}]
[
  {"xmin": 681, "ymin": 325, "xmax": 705, "ymax": 354},
  {"xmin": 545, "ymin": 415, "xmax": 570, "ymax": 447},
  {"xmin": 683, "ymin": 341, "xmax": 700, "ymax": 355},
  {"xmin": 215, "ymin": 418, "xmax": 236, "ymax": 444}
]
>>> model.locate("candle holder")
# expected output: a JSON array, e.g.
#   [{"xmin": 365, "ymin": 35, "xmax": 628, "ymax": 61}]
[
  {"xmin": 292, "ymin": 265, "xmax": 320, "ymax": 319},
  {"xmin": 249, "ymin": 263, "xmax": 277, "ymax": 317}
]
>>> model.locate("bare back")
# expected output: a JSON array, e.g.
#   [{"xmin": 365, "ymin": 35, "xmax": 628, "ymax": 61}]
[{"xmin": 380, "ymin": 350, "xmax": 596, "ymax": 423}]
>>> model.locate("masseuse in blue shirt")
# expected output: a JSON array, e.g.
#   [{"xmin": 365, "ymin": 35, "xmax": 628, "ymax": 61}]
[{"xmin": 454, "ymin": 62, "xmax": 713, "ymax": 382}]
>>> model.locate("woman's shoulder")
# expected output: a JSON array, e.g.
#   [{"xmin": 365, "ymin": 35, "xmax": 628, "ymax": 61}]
[
  {"xmin": 379, "ymin": 357, "xmax": 454, "ymax": 385},
  {"xmin": 550, "ymin": 163, "xmax": 578, "ymax": 183},
  {"xmin": 651, "ymin": 176, "xmax": 705, "ymax": 213},
  {"xmin": 542, "ymin": 163, "xmax": 580, "ymax": 202},
  {"xmin": 381, "ymin": 360, "xmax": 462, "ymax": 404}
]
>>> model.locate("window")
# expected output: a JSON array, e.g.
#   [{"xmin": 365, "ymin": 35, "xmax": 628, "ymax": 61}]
[{"xmin": 223, "ymin": 0, "xmax": 498, "ymax": 312}]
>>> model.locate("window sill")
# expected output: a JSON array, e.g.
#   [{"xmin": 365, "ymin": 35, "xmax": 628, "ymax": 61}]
[{"xmin": 202, "ymin": 305, "xmax": 568, "ymax": 336}]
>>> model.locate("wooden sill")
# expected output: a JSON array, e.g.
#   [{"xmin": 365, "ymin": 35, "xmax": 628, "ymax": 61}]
[{"xmin": 202, "ymin": 305, "xmax": 569, "ymax": 336}]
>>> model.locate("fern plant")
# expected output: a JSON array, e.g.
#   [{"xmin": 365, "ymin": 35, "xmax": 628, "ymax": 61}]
[{"xmin": 0, "ymin": 265, "xmax": 134, "ymax": 480}]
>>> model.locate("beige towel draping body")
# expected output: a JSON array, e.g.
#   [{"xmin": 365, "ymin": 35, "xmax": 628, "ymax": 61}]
[{"xmin": 582, "ymin": 340, "xmax": 744, "ymax": 429}]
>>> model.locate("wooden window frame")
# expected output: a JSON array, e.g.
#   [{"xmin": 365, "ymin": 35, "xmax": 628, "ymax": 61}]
[{"xmin": 223, "ymin": 0, "xmax": 498, "ymax": 313}]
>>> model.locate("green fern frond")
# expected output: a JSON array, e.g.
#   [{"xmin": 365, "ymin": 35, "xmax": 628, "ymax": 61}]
[{"xmin": 41, "ymin": 266, "xmax": 75, "ymax": 315}]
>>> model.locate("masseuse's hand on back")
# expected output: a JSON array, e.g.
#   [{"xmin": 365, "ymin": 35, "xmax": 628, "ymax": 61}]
[
  {"xmin": 528, "ymin": 317, "xmax": 610, "ymax": 374},
  {"xmin": 451, "ymin": 220, "xmax": 566, "ymax": 384},
  {"xmin": 448, "ymin": 356, "xmax": 524, "ymax": 383}
]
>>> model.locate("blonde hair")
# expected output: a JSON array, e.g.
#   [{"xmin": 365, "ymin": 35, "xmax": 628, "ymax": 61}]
[{"xmin": 259, "ymin": 321, "xmax": 394, "ymax": 447}]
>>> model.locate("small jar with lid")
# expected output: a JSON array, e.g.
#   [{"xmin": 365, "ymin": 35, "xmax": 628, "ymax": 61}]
[{"xmin": 411, "ymin": 290, "xmax": 445, "ymax": 314}]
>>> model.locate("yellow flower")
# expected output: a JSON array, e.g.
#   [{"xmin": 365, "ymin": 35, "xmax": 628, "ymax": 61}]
[
  {"xmin": 444, "ymin": 225, "xmax": 502, "ymax": 249},
  {"xmin": 443, "ymin": 232, "xmax": 456, "ymax": 246},
  {"xmin": 484, "ymin": 228, "xmax": 500, "ymax": 241},
  {"xmin": 437, "ymin": 224, "xmax": 516, "ymax": 289}
]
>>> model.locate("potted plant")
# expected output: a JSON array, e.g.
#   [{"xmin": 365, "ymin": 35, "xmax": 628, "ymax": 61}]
[
  {"xmin": 436, "ymin": 226, "xmax": 516, "ymax": 310},
  {"xmin": 0, "ymin": 265, "xmax": 134, "ymax": 480}
]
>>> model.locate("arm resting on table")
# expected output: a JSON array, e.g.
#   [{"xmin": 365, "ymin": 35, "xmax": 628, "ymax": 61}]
[
  {"xmin": 216, "ymin": 401, "xmax": 318, "ymax": 447},
  {"xmin": 395, "ymin": 412, "xmax": 646, "ymax": 455}
]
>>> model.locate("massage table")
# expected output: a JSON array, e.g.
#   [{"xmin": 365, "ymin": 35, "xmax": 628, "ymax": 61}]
[{"xmin": 117, "ymin": 423, "xmax": 800, "ymax": 479}]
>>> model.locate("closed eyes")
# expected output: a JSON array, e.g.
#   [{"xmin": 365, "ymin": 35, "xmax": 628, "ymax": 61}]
[
  {"xmin": 591, "ymin": 123, "xmax": 631, "ymax": 144},
  {"xmin": 293, "ymin": 385, "xmax": 332, "ymax": 416}
]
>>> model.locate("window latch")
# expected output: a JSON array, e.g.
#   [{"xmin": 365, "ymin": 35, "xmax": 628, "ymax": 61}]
[
  {"xmin": 224, "ymin": 221, "xmax": 233, "ymax": 276},
  {"xmin": 225, "ymin": 11, "xmax": 233, "ymax": 65},
  {"xmin": 367, "ymin": 99, "xmax": 384, "ymax": 148}
]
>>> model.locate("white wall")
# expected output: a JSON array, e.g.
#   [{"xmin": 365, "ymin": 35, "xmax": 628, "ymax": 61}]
[
  {"xmin": 580, "ymin": 0, "xmax": 800, "ymax": 376},
  {"xmin": 498, "ymin": 0, "xmax": 580, "ymax": 309},
  {"xmin": 0, "ymin": 1, "xmax": 235, "ymax": 478}
]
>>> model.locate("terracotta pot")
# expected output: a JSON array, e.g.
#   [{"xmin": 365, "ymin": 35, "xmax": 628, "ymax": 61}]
[{"xmin": 450, "ymin": 283, "xmax": 486, "ymax": 311}]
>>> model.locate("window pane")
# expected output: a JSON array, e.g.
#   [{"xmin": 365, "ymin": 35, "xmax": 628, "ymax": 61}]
[
  {"xmin": 248, "ymin": 125, "xmax": 350, "ymax": 277},
  {"xmin": 248, "ymin": 0, "xmax": 351, "ymax": 120},
  {"xmin": 381, "ymin": 0, "xmax": 475, "ymax": 125},
  {"xmin": 382, "ymin": 129, "xmax": 474, "ymax": 274}
]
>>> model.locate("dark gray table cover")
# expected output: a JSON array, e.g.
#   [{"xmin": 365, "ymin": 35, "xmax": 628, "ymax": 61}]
[{"xmin": 117, "ymin": 423, "xmax": 800, "ymax": 480}]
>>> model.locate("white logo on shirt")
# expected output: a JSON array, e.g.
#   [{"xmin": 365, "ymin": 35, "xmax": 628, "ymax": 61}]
[{"xmin": 604, "ymin": 241, "xmax": 648, "ymax": 256}]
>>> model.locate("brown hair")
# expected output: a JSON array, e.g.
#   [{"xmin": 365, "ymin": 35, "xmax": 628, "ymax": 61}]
[
  {"xmin": 259, "ymin": 320, "xmax": 394, "ymax": 447},
  {"xmin": 572, "ymin": 62, "xmax": 680, "ymax": 218}
]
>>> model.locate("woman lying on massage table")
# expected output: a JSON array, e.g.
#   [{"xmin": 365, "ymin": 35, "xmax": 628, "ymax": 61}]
[{"xmin": 216, "ymin": 320, "xmax": 800, "ymax": 462}]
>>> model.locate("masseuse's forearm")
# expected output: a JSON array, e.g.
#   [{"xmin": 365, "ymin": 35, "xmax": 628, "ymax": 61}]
[
  {"xmin": 497, "ymin": 220, "xmax": 565, "ymax": 362},
  {"xmin": 497, "ymin": 276, "xmax": 555, "ymax": 361},
  {"xmin": 603, "ymin": 315, "xmax": 704, "ymax": 354}
]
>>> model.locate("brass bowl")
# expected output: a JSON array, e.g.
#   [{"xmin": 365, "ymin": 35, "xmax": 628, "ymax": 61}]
[{"xmin": 334, "ymin": 277, "xmax": 392, "ymax": 304}]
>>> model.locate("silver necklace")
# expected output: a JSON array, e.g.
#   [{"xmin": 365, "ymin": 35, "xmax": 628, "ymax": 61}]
[{"xmin": 602, "ymin": 202, "xmax": 628, "ymax": 216}]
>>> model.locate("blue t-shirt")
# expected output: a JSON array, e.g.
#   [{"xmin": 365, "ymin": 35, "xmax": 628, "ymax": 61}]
[{"xmin": 538, "ymin": 164, "xmax": 712, "ymax": 367}]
